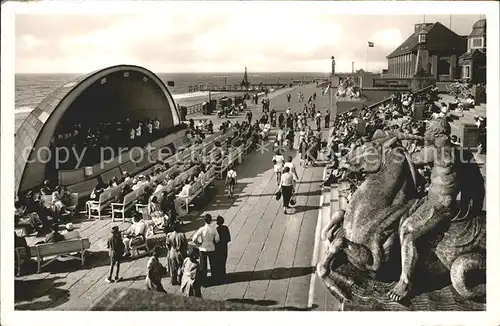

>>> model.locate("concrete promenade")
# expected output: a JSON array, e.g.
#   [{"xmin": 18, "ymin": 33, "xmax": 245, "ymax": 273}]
[{"xmin": 15, "ymin": 83, "xmax": 340, "ymax": 311}]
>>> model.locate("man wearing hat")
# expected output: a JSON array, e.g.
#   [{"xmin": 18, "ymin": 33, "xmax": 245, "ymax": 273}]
[
  {"xmin": 62, "ymin": 223, "xmax": 80, "ymax": 240},
  {"xmin": 122, "ymin": 171, "xmax": 131, "ymax": 182}
]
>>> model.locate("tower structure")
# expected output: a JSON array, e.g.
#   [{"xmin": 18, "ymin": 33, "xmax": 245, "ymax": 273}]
[
  {"xmin": 241, "ymin": 67, "xmax": 250, "ymax": 91},
  {"xmin": 414, "ymin": 29, "xmax": 430, "ymax": 76}
]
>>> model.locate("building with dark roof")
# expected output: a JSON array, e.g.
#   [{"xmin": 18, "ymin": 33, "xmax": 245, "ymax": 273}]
[
  {"xmin": 459, "ymin": 19, "xmax": 486, "ymax": 84},
  {"xmin": 15, "ymin": 65, "xmax": 180, "ymax": 194},
  {"xmin": 386, "ymin": 22, "xmax": 467, "ymax": 80}
]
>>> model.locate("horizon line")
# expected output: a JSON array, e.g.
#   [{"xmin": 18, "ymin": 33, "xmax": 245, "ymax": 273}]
[{"xmin": 15, "ymin": 71, "xmax": 376, "ymax": 75}]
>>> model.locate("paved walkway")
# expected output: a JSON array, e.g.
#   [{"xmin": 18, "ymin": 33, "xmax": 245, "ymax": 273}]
[{"xmin": 15, "ymin": 83, "xmax": 341, "ymax": 311}]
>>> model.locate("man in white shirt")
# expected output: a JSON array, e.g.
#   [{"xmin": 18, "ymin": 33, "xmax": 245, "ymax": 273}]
[
  {"xmin": 122, "ymin": 213, "xmax": 147, "ymax": 256},
  {"xmin": 192, "ymin": 214, "xmax": 220, "ymax": 283},
  {"xmin": 155, "ymin": 182, "xmax": 164, "ymax": 194},
  {"xmin": 175, "ymin": 180, "xmax": 192, "ymax": 216},
  {"xmin": 276, "ymin": 127, "xmax": 284, "ymax": 147},
  {"xmin": 165, "ymin": 174, "xmax": 175, "ymax": 189},
  {"xmin": 286, "ymin": 107, "xmax": 291, "ymax": 116},
  {"xmin": 284, "ymin": 156, "xmax": 299, "ymax": 180},
  {"xmin": 132, "ymin": 176, "xmax": 146, "ymax": 191},
  {"xmin": 122, "ymin": 171, "xmax": 131, "ymax": 182}
]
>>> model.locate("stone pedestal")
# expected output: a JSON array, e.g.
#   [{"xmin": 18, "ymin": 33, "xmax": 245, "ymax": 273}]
[
  {"xmin": 359, "ymin": 75, "xmax": 375, "ymax": 88},
  {"xmin": 353, "ymin": 118, "xmax": 367, "ymax": 136},
  {"xmin": 410, "ymin": 76, "xmax": 435, "ymax": 92},
  {"xmin": 331, "ymin": 76, "xmax": 340, "ymax": 88},
  {"xmin": 472, "ymin": 84, "xmax": 486, "ymax": 104},
  {"xmin": 460, "ymin": 123, "xmax": 480, "ymax": 149},
  {"xmin": 413, "ymin": 102, "xmax": 425, "ymax": 121}
]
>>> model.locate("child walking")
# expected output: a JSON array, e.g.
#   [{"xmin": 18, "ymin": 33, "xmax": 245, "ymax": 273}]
[
  {"xmin": 106, "ymin": 226, "xmax": 124, "ymax": 283},
  {"xmin": 226, "ymin": 164, "xmax": 237, "ymax": 199}
]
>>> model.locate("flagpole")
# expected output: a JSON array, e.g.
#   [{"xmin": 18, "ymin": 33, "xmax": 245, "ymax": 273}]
[{"xmin": 366, "ymin": 46, "xmax": 369, "ymax": 72}]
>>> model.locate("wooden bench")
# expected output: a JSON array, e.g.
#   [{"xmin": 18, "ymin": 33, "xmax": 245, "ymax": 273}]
[
  {"xmin": 228, "ymin": 145, "xmax": 244, "ymax": 166},
  {"xmin": 111, "ymin": 190, "xmax": 139, "ymax": 222},
  {"xmin": 201, "ymin": 166, "xmax": 216, "ymax": 197},
  {"xmin": 175, "ymin": 178, "xmax": 204, "ymax": 215},
  {"xmin": 215, "ymin": 157, "xmax": 229, "ymax": 180},
  {"xmin": 173, "ymin": 136, "xmax": 191, "ymax": 152},
  {"xmin": 66, "ymin": 179, "xmax": 99, "ymax": 198},
  {"xmin": 29, "ymin": 238, "xmax": 91, "ymax": 273},
  {"xmin": 15, "ymin": 247, "xmax": 29, "ymax": 276},
  {"xmin": 87, "ymin": 190, "xmax": 114, "ymax": 219},
  {"xmin": 244, "ymin": 137, "xmax": 253, "ymax": 154}
]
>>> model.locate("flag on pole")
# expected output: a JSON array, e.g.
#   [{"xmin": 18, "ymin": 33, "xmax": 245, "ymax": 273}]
[{"xmin": 368, "ymin": 41, "xmax": 374, "ymax": 48}]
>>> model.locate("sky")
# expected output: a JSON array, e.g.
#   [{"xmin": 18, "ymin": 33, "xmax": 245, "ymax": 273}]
[{"xmin": 14, "ymin": 3, "xmax": 484, "ymax": 74}]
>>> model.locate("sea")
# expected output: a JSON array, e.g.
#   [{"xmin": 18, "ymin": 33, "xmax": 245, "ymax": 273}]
[{"xmin": 15, "ymin": 72, "xmax": 328, "ymax": 112}]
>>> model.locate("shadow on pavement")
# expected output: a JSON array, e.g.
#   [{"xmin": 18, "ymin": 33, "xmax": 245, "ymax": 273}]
[
  {"xmin": 225, "ymin": 298, "xmax": 277, "ymax": 307},
  {"xmin": 15, "ymin": 277, "xmax": 70, "ymax": 310},
  {"xmin": 207, "ymin": 266, "xmax": 314, "ymax": 286}
]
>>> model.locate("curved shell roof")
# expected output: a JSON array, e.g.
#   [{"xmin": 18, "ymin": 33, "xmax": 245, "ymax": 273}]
[
  {"xmin": 470, "ymin": 19, "xmax": 486, "ymax": 37},
  {"xmin": 15, "ymin": 65, "xmax": 180, "ymax": 193}
]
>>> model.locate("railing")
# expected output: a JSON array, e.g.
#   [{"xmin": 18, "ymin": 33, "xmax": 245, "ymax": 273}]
[
  {"xmin": 336, "ymin": 84, "xmax": 435, "ymax": 118},
  {"xmin": 187, "ymin": 82, "xmax": 316, "ymax": 93},
  {"xmin": 372, "ymin": 77, "xmax": 412, "ymax": 88},
  {"xmin": 187, "ymin": 84, "xmax": 287, "ymax": 93},
  {"xmin": 366, "ymin": 84, "xmax": 434, "ymax": 110},
  {"xmin": 186, "ymin": 102, "xmax": 204, "ymax": 115}
]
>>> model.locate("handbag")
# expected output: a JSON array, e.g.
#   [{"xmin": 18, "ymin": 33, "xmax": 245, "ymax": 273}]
[
  {"xmin": 275, "ymin": 190, "xmax": 282, "ymax": 201},
  {"xmin": 289, "ymin": 196, "xmax": 296, "ymax": 206}
]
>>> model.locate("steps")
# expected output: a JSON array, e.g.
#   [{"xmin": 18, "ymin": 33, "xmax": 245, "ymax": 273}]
[{"xmin": 309, "ymin": 167, "xmax": 342, "ymax": 311}]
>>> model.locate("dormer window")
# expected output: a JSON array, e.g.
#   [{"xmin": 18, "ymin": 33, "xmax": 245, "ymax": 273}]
[
  {"xmin": 469, "ymin": 37, "xmax": 485, "ymax": 50},
  {"xmin": 418, "ymin": 31, "xmax": 427, "ymax": 44}
]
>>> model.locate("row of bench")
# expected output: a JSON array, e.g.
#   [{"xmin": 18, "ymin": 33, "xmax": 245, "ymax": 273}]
[{"xmin": 85, "ymin": 127, "xmax": 247, "ymax": 222}]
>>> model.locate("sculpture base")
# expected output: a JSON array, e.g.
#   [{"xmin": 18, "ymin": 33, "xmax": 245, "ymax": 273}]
[
  {"xmin": 410, "ymin": 76, "xmax": 435, "ymax": 92},
  {"xmin": 327, "ymin": 252, "xmax": 486, "ymax": 311}
]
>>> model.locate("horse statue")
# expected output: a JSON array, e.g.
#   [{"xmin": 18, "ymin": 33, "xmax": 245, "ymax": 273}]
[{"xmin": 317, "ymin": 129, "xmax": 486, "ymax": 310}]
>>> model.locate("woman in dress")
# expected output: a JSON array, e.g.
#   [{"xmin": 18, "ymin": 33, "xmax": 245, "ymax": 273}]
[
  {"xmin": 280, "ymin": 166, "xmax": 295, "ymax": 214},
  {"xmin": 51, "ymin": 191, "xmax": 67, "ymax": 222},
  {"xmin": 272, "ymin": 149, "xmax": 285, "ymax": 185},
  {"xmin": 180, "ymin": 248, "xmax": 202, "ymax": 298},
  {"xmin": 148, "ymin": 196, "xmax": 168, "ymax": 232},
  {"xmin": 299, "ymin": 138, "xmax": 308, "ymax": 168},
  {"xmin": 145, "ymin": 246, "xmax": 167, "ymax": 292},
  {"xmin": 165, "ymin": 223, "xmax": 187, "ymax": 285}
]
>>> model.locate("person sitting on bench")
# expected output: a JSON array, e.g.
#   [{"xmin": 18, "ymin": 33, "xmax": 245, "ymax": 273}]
[
  {"xmin": 175, "ymin": 179, "xmax": 192, "ymax": 217},
  {"xmin": 122, "ymin": 212, "xmax": 147, "ymax": 257}
]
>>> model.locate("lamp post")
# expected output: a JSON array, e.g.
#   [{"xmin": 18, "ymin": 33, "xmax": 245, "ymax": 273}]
[{"xmin": 329, "ymin": 56, "xmax": 336, "ymax": 123}]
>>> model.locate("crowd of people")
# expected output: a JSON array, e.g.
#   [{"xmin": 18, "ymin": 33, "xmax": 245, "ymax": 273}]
[
  {"xmin": 48, "ymin": 117, "xmax": 171, "ymax": 170},
  {"xmin": 320, "ymin": 86, "xmax": 486, "ymax": 200},
  {"xmin": 51, "ymin": 117, "xmax": 165, "ymax": 150},
  {"xmin": 15, "ymin": 181, "xmax": 74, "ymax": 236},
  {"xmin": 105, "ymin": 212, "xmax": 231, "ymax": 298}
]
